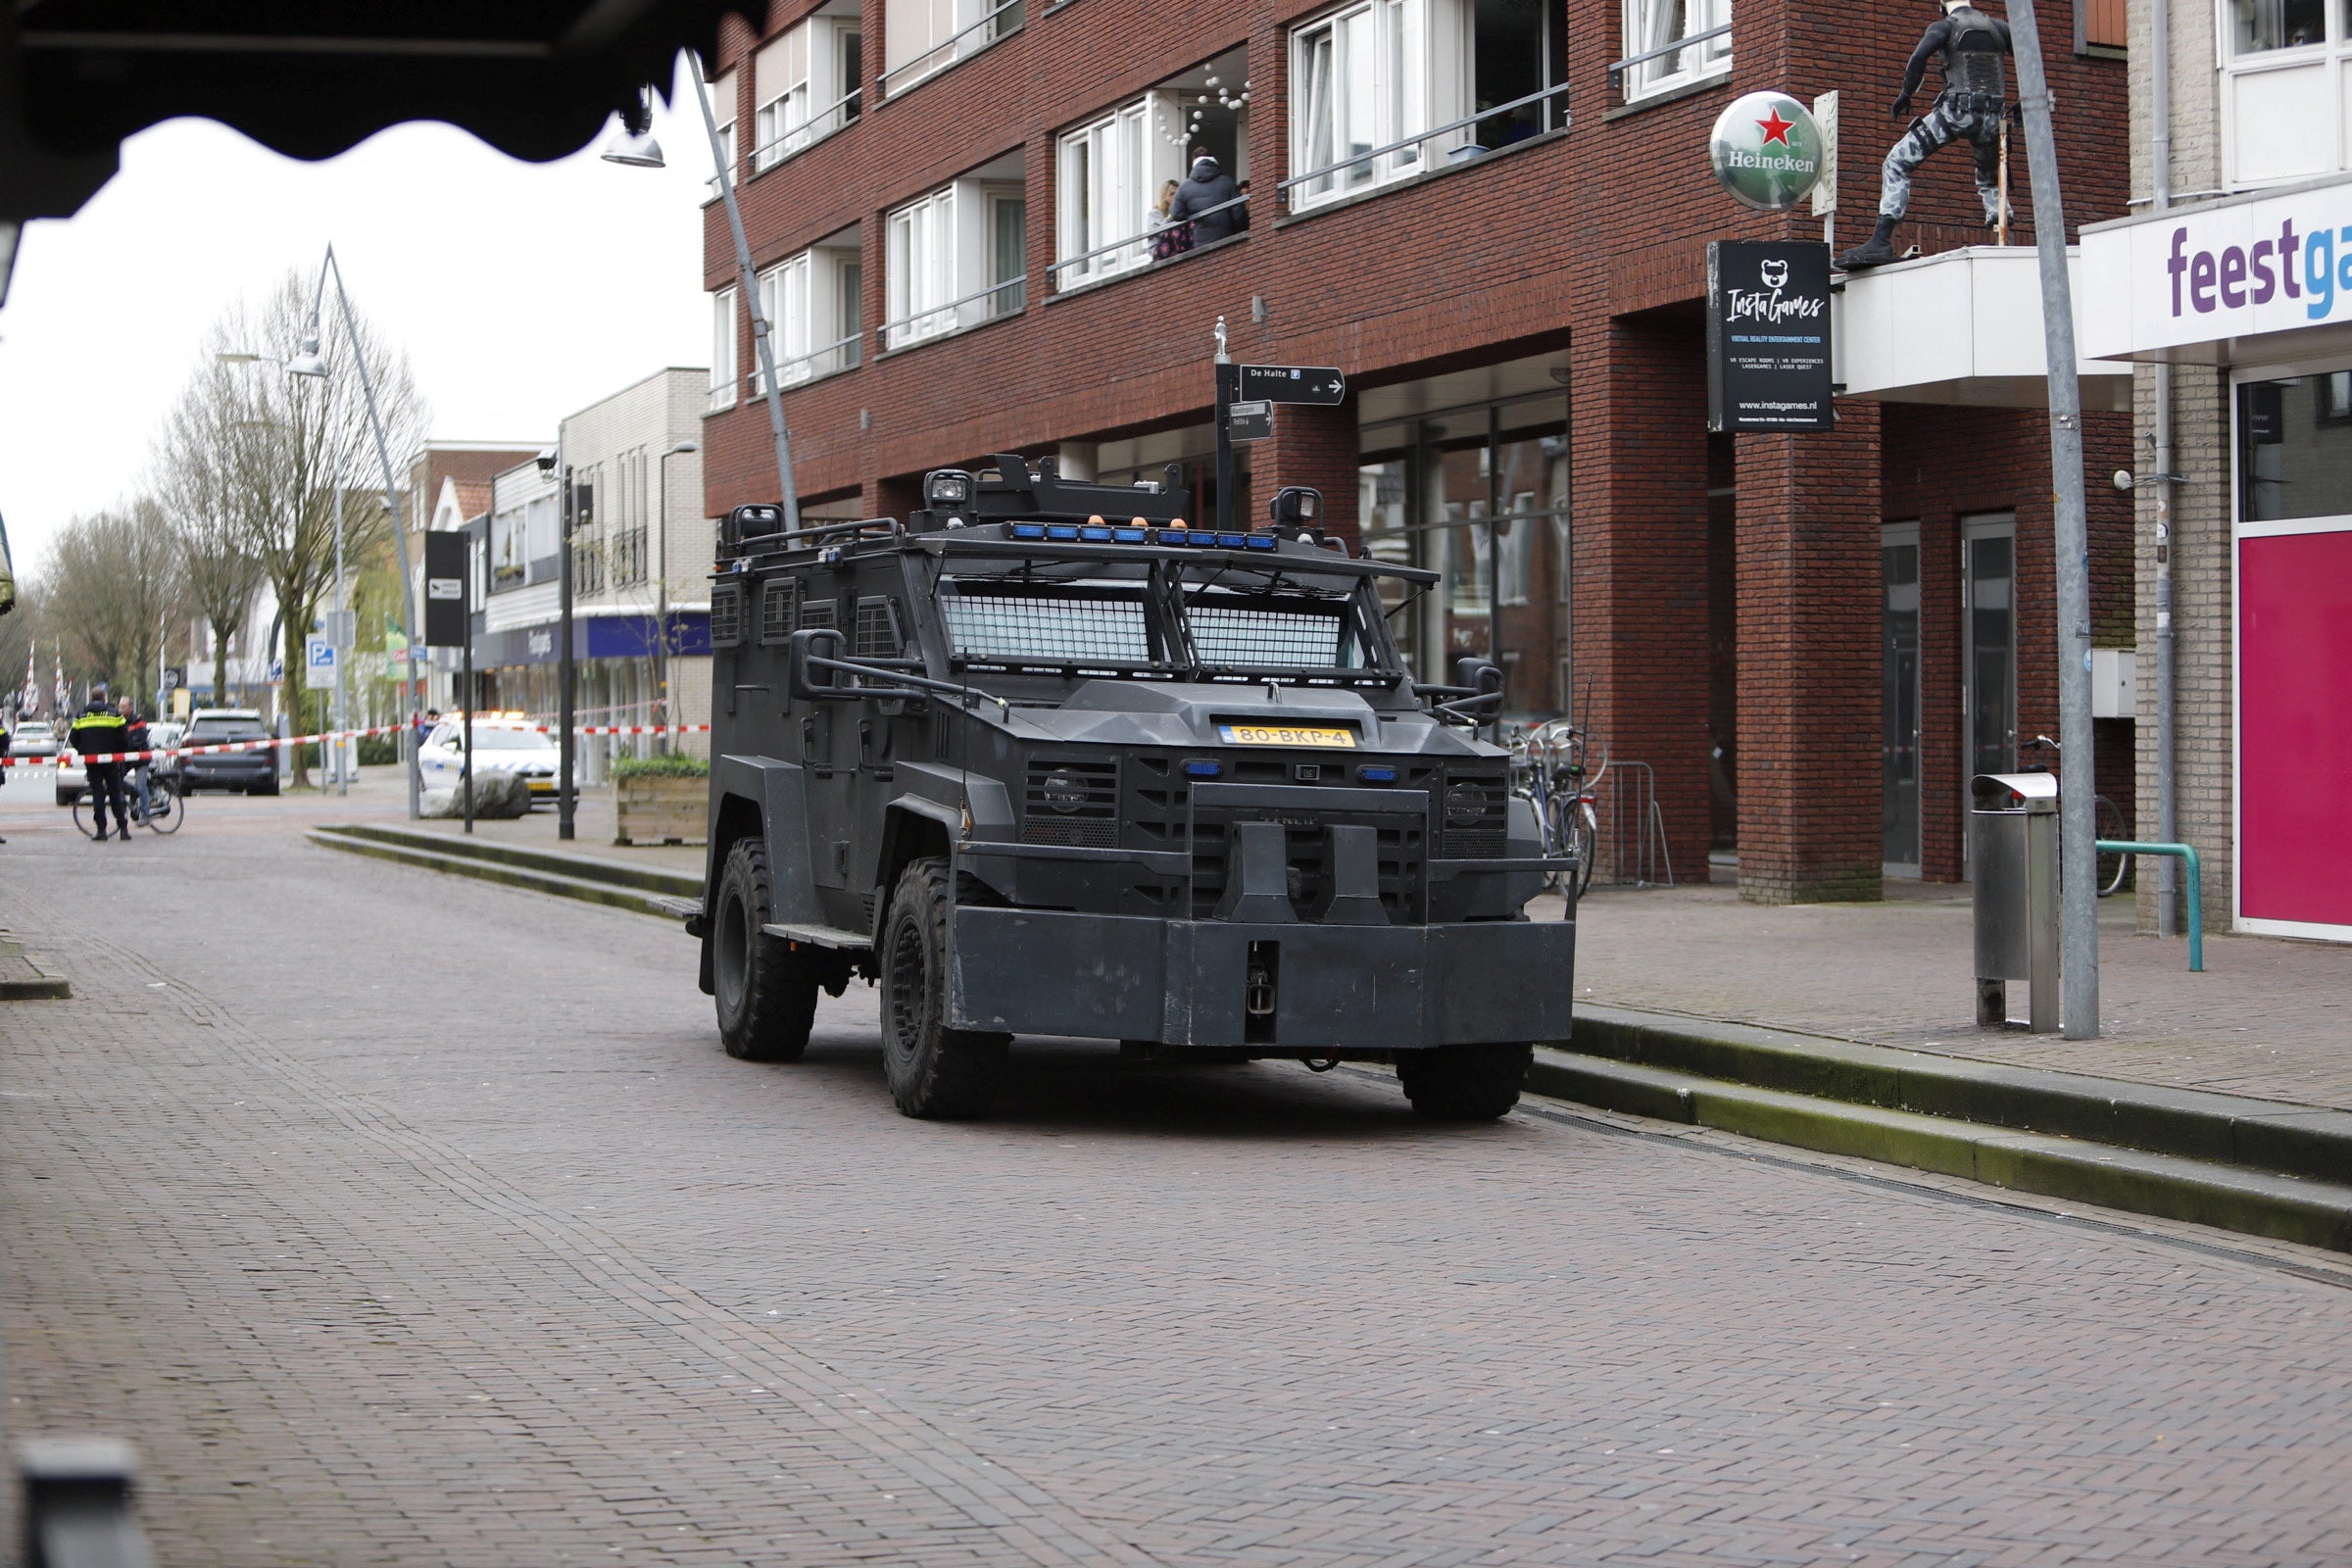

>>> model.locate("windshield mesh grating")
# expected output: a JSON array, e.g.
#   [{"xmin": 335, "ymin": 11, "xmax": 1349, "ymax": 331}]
[
  {"xmin": 941, "ymin": 593, "xmax": 1151, "ymax": 663},
  {"xmin": 1188, "ymin": 604, "xmax": 1354, "ymax": 668}
]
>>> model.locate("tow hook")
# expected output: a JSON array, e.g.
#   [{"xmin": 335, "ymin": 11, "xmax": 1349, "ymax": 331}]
[{"xmin": 1303, "ymin": 1054, "xmax": 1340, "ymax": 1073}]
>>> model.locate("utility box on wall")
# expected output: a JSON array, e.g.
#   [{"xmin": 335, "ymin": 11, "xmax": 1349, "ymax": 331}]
[{"xmin": 2090, "ymin": 649, "xmax": 2136, "ymax": 719}]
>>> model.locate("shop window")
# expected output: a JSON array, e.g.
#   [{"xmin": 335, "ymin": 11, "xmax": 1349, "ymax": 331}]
[
  {"xmin": 2240, "ymin": 373, "xmax": 2352, "ymax": 520},
  {"xmin": 1619, "ymin": 0, "xmax": 1732, "ymax": 102}
]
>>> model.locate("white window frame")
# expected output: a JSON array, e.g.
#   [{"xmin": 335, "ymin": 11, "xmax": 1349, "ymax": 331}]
[
  {"xmin": 706, "ymin": 71, "xmax": 738, "ymax": 200},
  {"xmin": 883, "ymin": 0, "xmax": 1016, "ymax": 99},
  {"xmin": 753, "ymin": 24, "xmax": 811, "ymax": 172},
  {"xmin": 756, "ymin": 255, "xmax": 811, "ymax": 389},
  {"xmin": 709, "ymin": 286, "xmax": 738, "ymax": 412},
  {"xmin": 886, "ymin": 186, "xmax": 960, "ymax": 350},
  {"xmin": 1055, "ymin": 99, "xmax": 1165, "ymax": 286},
  {"xmin": 2217, "ymin": 0, "xmax": 2352, "ymax": 188},
  {"xmin": 1288, "ymin": 0, "xmax": 1468, "ymax": 212},
  {"xmin": 1620, "ymin": 0, "xmax": 1733, "ymax": 103}
]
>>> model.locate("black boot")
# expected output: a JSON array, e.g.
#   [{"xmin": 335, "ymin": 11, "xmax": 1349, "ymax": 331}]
[{"xmin": 1838, "ymin": 217, "xmax": 1901, "ymax": 270}]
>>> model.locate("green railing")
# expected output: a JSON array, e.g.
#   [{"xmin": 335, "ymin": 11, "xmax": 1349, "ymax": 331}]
[{"xmin": 2096, "ymin": 840, "xmax": 2203, "ymax": 972}]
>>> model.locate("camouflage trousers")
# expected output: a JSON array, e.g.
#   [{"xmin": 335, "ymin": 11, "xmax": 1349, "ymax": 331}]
[{"xmin": 1879, "ymin": 96, "xmax": 2005, "ymax": 222}]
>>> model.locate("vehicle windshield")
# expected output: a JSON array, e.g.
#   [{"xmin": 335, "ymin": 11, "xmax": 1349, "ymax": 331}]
[
  {"xmin": 469, "ymin": 727, "xmax": 553, "ymax": 751},
  {"xmin": 188, "ymin": 719, "xmax": 267, "ymax": 742},
  {"xmin": 16, "ymin": 722, "xmax": 51, "ymax": 738},
  {"xmin": 934, "ymin": 564, "xmax": 1383, "ymax": 674}
]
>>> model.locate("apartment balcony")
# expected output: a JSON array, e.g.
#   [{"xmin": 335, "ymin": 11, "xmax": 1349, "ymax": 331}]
[{"xmin": 1835, "ymin": 246, "xmax": 2132, "ymax": 412}]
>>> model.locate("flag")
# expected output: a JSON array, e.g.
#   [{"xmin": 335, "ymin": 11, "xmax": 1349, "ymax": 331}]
[{"xmin": 53, "ymin": 652, "xmax": 68, "ymax": 717}]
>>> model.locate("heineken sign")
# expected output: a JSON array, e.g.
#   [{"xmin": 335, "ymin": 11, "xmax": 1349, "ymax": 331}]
[{"xmin": 1708, "ymin": 92, "xmax": 1825, "ymax": 212}]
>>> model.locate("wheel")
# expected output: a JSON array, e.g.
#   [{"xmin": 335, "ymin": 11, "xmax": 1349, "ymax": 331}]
[
  {"xmin": 710, "ymin": 836, "xmax": 819, "ymax": 1062},
  {"xmin": 69, "ymin": 797, "xmax": 97, "ymax": 839},
  {"xmin": 2094, "ymin": 795, "xmax": 2130, "ymax": 898},
  {"xmin": 145, "ymin": 778, "xmax": 184, "ymax": 834},
  {"xmin": 880, "ymin": 857, "xmax": 1009, "ymax": 1119},
  {"xmin": 54, "ymin": 788, "xmax": 75, "ymax": 808},
  {"xmin": 252, "ymin": 778, "xmax": 280, "ymax": 798},
  {"xmin": 1396, "ymin": 1044, "xmax": 1533, "ymax": 1121}
]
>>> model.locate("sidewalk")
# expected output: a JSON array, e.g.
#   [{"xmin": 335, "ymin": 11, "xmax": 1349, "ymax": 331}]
[{"xmin": 1563, "ymin": 880, "xmax": 2352, "ymax": 1112}]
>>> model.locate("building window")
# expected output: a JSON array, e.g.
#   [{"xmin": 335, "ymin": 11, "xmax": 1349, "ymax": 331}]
[
  {"xmin": 2078, "ymin": 0, "xmax": 2127, "ymax": 50},
  {"xmin": 709, "ymin": 286, "xmax": 738, "ymax": 412},
  {"xmin": 1619, "ymin": 0, "xmax": 1732, "ymax": 102},
  {"xmin": 883, "ymin": 164, "xmax": 1025, "ymax": 351},
  {"xmin": 1057, "ymin": 101, "xmax": 1153, "ymax": 286},
  {"xmin": 1051, "ymin": 48, "xmax": 1252, "ymax": 291},
  {"xmin": 756, "ymin": 235, "xmax": 863, "ymax": 387},
  {"xmin": 2220, "ymin": 0, "xmax": 2352, "ymax": 185},
  {"xmin": 2241, "ymin": 372, "xmax": 2352, "ymax": 519},
  {"xmin": 2233, "ymin": 0, "xmax": 2325, "ymax": 54},
  {"xmin": 882, "ymin": 0, "xmax": 1023, "ymax": 99},
  {"xmin": 707, "ymin": 71, "xmax": 737, "ymax": 200},
  {"xmin": 752, "ymin": 8, "xmax": 861, "ymax": 172}
]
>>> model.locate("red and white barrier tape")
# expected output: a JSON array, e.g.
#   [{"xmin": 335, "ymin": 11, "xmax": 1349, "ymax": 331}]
[{"xmin": 6, "ymin": 720, "xmax": 712, "ymax": 767}]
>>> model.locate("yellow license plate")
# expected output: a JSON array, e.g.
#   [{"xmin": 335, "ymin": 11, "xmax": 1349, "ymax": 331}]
[{"xmin": 1216, "ymin": 724, "xmax": 1358, "ymax": 748}]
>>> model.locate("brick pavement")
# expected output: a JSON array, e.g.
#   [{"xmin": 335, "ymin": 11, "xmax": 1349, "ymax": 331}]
[
  {"xmin": 4, "ymin": 786, "xmax": 2352, "ymax": 1564},
  {"xmin": 1567, "ymin": 881, "xmax": 2352, "ymax": 1111}
]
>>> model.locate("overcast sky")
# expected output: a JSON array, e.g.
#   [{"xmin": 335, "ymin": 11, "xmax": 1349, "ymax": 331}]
[{"xmin": 0, "ymin": 54, "xmax": 712, "ymax": 578}]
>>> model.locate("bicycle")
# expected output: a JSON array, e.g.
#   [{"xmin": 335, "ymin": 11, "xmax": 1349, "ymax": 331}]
[
  {"xmin": 1509, "ymin": 716, "xmax": 1606, "ymax": 898},
  {"xmin": 2019, "ymin": 736, "xmax": 2127, "ymax": 897},
  {"xmin": 72, "ymin": 766, "xmax": 185, "ymax": 838}
]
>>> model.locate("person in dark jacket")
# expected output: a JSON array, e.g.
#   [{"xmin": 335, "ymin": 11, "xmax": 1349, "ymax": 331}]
[
  {"xmin": 1169, "ymin": 152, "xmax": 1243, "ymax": 246},
  {"xmin": 69, "ymin": 684, "xmax": 131, "ymax": 841},
  {"xmin": 117, "ymin": 695, "xmax": 154, "ymax": 819}
]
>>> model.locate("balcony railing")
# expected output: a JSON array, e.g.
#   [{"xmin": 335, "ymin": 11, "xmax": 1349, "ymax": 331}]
[
  {"xmin": 1279, "ymin": 82, "xmax": 1571, "ymax": 213},
  {"xmin": 1047, "ymin": 192, "xmax": 1250, "ymax": 292},
  {"xmin": 748, "ymin": 329, "xmax": 864, "ymax": 392},
  {"xmin": 751, "ymin": 84, "xmax": 862, "ymax": 171},
  {"xmin": 1606, "ymin": 24, "xmax": 1732, "ymax": 95},
  {"xmin": 879, "ymin": 0, "xmax": 1023, "ymax": 99},
  {"xmin": 876, "ymin": 273, "xmax": 1025, "ymax": 352}
]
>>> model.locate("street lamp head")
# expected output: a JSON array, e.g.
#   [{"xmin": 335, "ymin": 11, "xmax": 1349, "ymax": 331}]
[
  {"xmin": 600, "ymin": 121, "xmax": 664, "ymax": 168},
  {"xmin": 664, "ymin": 440, "xmax": 700, "ymax": 456},
  {"xmin": 286, "ymin": 335, "xmax": 327, "ymax": 378}
]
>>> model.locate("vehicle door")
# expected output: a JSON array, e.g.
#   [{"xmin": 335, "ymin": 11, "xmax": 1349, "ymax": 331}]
[{"xmin": 418, "ymin": 723, "xmax": 460, "ymax": 788}]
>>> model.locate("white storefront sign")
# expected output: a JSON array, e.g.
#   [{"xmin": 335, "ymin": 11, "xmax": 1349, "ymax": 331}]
[{"xmin": 2081, "ymin": 176, "xmax": 2352, "ymax": 363}]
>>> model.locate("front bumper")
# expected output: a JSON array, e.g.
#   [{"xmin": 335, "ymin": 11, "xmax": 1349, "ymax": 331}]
[{"xmin": 948, "ymin": 907, "xmax": 1575, "ymax": 1050}]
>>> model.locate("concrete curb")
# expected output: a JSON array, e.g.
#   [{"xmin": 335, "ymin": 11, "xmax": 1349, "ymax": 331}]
[
  {"xmin": 1535, "ymin": 1007, "xmax": 2352, "ymax": 1254},
  {"xmin": 319, "ymin": 823, "xmax": 702, "ymax": 898},
  {"xmin": 1565, "ymin": 1003, "xmax": 2352, "ymax": 1184},
  {"xmin": 0, "ymin": 929, "xmax": 71, "ymax": 1001},
  {"xmin": 309, "ymin": 828, "xmax": 697, "ymax": 919}
]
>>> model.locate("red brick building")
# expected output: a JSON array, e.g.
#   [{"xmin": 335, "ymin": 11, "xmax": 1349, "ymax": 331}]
[{"xmin": 699, "ymin": 0, "xmax": 2132, "ymax": 902}]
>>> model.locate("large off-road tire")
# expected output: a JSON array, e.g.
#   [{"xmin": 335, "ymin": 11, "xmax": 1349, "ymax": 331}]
[
  {"xmin": 880, "ymin": 858, "xmax": 1009, "ymax": 1119},
  {"xmin": 711, "ymin": 836, "xmax": 819, "ymax": 1063},
  {"xmin": 1396, "ymin": 1044, "xmax": 1533, "ymax": 1122}
]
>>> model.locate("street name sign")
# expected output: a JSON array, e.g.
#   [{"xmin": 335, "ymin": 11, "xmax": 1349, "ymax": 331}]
[
  {"xmin": 1706, "ymin": 240, "xmax": 1835, "ymax": 433},
  {"xmin": 1227, "ymin": 400, "xmax": 1274, "ymax": 441},
  {"xmin": 1236, "ymin": 365, "xmax": 1346, "ymax": 405}
]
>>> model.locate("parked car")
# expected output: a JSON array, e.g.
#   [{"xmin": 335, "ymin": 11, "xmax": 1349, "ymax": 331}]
[
  {"xmin": 418, "ymin": 713, "xmax": 561, "ymax": 807},
  {"xmin": 177, "ymin": 710, "xmax": 278, "ymax": 796},
  {"xmin": 58, "ymin": 719, "xmax": 184, "ymax": 806},
  {"xmin": 9, "ymin": 719, "xmax": 58, "ymax": 762}
]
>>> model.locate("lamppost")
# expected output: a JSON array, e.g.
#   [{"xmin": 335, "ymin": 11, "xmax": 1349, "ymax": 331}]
[{"xmin": 653, "ymin": 439, "xmax": 698, "ymax": 749}]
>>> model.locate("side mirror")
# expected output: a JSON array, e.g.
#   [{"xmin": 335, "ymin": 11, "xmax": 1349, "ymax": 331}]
[
  {"xmin": 1453, "ymin": 658, "xmax": 1502, "ymax": 699},
  {"xmin": 788, "ymin": 626, "xmax": 851, "ymax": 702}
]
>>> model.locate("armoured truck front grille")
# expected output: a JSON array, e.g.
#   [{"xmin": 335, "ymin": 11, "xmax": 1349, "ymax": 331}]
[{"xmin": 1021, "ymin": 759, "xmax": 1119, "ymax": 849}]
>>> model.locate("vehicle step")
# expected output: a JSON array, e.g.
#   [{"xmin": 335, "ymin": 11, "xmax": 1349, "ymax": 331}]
[
  {"xmin": 318, "ymin": 822, "xmax": 701, "ymax": 899},
  {"xmin": 1528, "ymin": 1048, "xmax": 2352, "ymax": 1255},
  {"xmin": 308, "ymin": 829, "xmax": 697, "ymax": 921},
  {"xmin": 761, "ymin": 921, "xmax": 871, "ymax": 951}
]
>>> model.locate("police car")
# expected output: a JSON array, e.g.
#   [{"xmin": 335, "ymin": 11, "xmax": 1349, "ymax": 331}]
[{"xmin": 418, "ymin": 712, "xmax": 561, "ymax": 806}]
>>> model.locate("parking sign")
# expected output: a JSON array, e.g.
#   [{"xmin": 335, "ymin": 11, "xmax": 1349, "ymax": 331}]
[{"xmin": 305, "ymin": 637, "xmax": 338, "ymax": 673}]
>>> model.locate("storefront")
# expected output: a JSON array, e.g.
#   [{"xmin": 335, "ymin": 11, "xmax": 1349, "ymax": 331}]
[{"xmin": 2082, "ymin": 181, "xmax": 2352, "ymax": 941}]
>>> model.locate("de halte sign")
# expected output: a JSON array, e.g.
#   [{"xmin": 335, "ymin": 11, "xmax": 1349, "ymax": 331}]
[
  {"xmin": 1706, "ymin": 241, "xmax": 1836, "ymax": 433},
  {"xmin": 1708, "ymin": 92, "xmax": 1826, "ymax": 213}
]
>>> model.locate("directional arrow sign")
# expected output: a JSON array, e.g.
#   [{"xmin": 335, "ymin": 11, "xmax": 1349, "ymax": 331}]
[{"xmin": 1236, "ymin": 365, "xmax": 1346, "ymax": 405}]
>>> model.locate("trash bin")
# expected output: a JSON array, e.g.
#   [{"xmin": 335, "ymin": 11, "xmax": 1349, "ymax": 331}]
[{"xmin": 1972, "ymin": 771, "xmax": 2060, "ymax": 1033}]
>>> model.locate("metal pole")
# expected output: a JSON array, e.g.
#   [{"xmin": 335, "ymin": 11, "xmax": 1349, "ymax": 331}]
[
  {"xmin": 559, "ymin": 463, "xmax": 577, "ymax": 841},
  {"xmin": 463, "ymin": 557, "xmax": 475, "ymax": 835},
  {"xmin": 2008, "ymin": 0, "xmax": 2099, "ymax": 1039},
  {"xmin": 333, "ymin": 483, "xmax": 348, "ymax": 796},
  {"xmin": 1213, "ymin": 316, "xmax": 1235, "ymax": 532},
  {"xmin": 312, "ymin": 247, "xmax": 422, "ymax": 821},
  {"xmin": 2150, "ymin": 0, "xmax": 2180, "ymax": 941},
  {"xmin": 688, "ymin": 51, "xmax": 801, "ymax": 534}
]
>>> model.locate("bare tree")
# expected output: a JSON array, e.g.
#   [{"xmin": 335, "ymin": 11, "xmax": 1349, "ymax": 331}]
[
  {"xmin": 153, "ymin": 355, "xmax": 270, "ymax": 707},
  {"xmin": 41, "ymin": 501, "xmax": 185, "ymax": 710},
  {"xmin": 196, "ymin": 272, "xmax": 423, "ymax": 780}
]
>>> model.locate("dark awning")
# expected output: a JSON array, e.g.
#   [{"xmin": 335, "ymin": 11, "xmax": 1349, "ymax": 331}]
[{"xmin": 2, "ymin": 1, "xmax": 751, "ymax": 223}]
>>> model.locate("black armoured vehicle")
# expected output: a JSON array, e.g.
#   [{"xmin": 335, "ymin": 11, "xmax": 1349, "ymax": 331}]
[{"xmin": 684, "ymin": 458, "xmax": 1576, "ymax": 1119}]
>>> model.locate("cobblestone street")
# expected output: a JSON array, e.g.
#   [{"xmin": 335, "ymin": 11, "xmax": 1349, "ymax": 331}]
[{"xmin": 5, "ymin": 790, "xmax": 2351, "ymax": 1565}]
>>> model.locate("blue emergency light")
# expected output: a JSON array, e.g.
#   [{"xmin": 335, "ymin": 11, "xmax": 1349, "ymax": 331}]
[{"xmin": 1010, "ymin": 523, "xmax": 1047, "ymax": 540}]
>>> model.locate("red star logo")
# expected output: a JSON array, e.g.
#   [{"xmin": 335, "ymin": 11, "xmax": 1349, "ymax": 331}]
[{"xmin": 1757, "ymin": 107, "xmax": 1795, "ymax": 145}]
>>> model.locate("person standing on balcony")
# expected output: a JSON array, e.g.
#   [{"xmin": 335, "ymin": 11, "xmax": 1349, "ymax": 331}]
[
  {"xmin": 1151, "ymin": 178, "xmax": 1191, "ymax": 261},
  {"xmin": 1171, "ymin": 152, "xmax": 1241, "ymax": 246},
  {"xmin": 1838, "ymin": 0, "xmax": 2013, "ymax": 270}
]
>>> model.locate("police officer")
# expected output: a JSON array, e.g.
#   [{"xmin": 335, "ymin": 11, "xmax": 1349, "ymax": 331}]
[
  {"xmin": 117, "ymin": 694, "xmax": 154, "ymax": 820},
  {"xmin": 1839, "ymin": 0, "xmax": 2015, "ymax": 270},
  {"xmin": 68, "ymin": 682, "xmax": 131, "ymax": 842}
]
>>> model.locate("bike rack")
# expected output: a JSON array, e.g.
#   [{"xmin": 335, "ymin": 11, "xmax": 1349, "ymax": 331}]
[
  {"xmin": 1593, "ymin": 760, "xmax": 1675, "ymax": 890},
  {"xmin": 2096, "ymin": 840, "xmax": 2204, "ymax": 972}
]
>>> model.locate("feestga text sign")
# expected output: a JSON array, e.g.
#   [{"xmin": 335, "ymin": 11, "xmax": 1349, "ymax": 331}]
[{"xmin": 1706, "ymin": 240, "xmax": 1835, "ymax": 433}]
